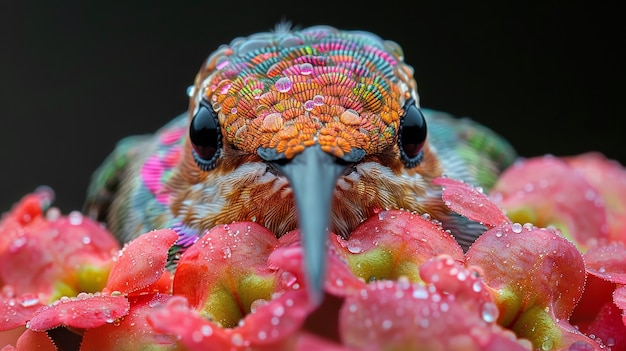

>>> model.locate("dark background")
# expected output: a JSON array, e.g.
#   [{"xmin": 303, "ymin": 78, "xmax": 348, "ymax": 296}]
[{"xmin": 0, "ymin": 2, "xmax": 623, "ymax": 214}]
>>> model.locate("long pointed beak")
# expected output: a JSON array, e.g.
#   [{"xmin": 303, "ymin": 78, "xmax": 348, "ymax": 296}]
[{"xmin": 271, "ymin": 146, "xmax": 347, "ymax": 305}]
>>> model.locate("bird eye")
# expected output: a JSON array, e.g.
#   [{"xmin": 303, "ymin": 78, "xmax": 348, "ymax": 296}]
[
  {"xmin": 189, "ymin": 103, "xmax": 221, "ymax": 171},
  {"xmin": 398, "ymin": 98, "xmax": 427, "ymax": 168}
]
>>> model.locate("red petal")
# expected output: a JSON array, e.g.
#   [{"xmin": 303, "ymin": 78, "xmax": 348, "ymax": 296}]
[
  {"xmin": 81, "ymin": 293, "xmax": 182, "ymax": 350},
  {"xmin": 575, "ymin": 301, "xmax": 626, "ymax": 350},
  {"xmin": 584, "ymin": 242, "xmax": 626, "ymax": 284},
  {"xmin": 615, "ymin": 285, "xmax": 626, "ymax": 325},
  {"xmin": 466, "ymin": 223, "xmax": 589, "ymax": 348},
  {"xmin": 334, "ymin": 209, "xmax": 465, "ymax": 284},
  {"xmin": 491, "ymin": 156, "xmax": 609, "ymax": 250},
  {"xmin": 27, "ymin": 294, "xmax": 130, "ymax": 331},
  {"xmin": 433, "ymin": 177, "xmax": 511, "ymax": 227},
  {"xmin": 105, "ymin": 229, "xmax": 178, "ymax": 294}
]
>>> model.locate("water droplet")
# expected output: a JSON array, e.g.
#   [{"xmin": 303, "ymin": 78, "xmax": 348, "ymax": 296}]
[
  {"xmin": 347, "ymin": 239, "xmax": 363, "ymax": 253},
  {"xmin": 257, "ymin": 330, "xmax": 267, "ymax": 340},
  {"xmin": 280, "ymin": 271, "xmax": 297, "ymax": 288},
  {"xmin": 68, "ymin": 211, "xmax": 83, "ymax": 225},
  {"xmin": 9, "ymin": 237, "xmax": 27, "ymax": 252},
  {"xmin": 481, "ymin": 302, "xmax": 499, "ymax": 323},
  {"xmin": 495, "ymin": 230, "xmax": 503, "ymax": 238},
  {"xmin": 20, "ymin": 296, "xmax": 40, "ymax": 307},
  {"xmin": 472, "ymin": 281, "xmax": 482, "ymax": 292},
  {"xmin": 381, "ymin": 319, "xmax": 392, "ymax": 330},
  {"xmin": 192, "ymin": 330, "xmax": 204, "ymax": 342},
  {"xmin": 46, "ymin": 207, "xmax": 61, "ymax": 221},
  {"xmin": 312, "ymin": 94, "xmax": 324, "ymax": 106},
  {"xmin": 272, "ymin": 305, "xmax": 285, "ymax": 317},
  {"xmin": 511, "ymin": 223, "xmax": 523, "ymax": 233},
  {"xmin": 275, "ymin": 77, "xmax": 293, "ymax": 93},
  {"xmin": 231, "ymin": 333, "xmax": 244, "ymax": 346},
  {"xmin": 598, "ymin": 266, "xmax": 606, "ymax": 273},
  {"xmin": 222, "ymin": 247, "xmax": 232, "ymax": 259},
  {"xmin": 304, "ymin": 100, "xmax": 314, "ymax": 111},
  {"xmin": 541, "ymin": 339, "xmax": 554, "ymax": 350},
  {"xmin": 186, "ymin": 85, "xmax": 195, "ymax": 97},
  {"xmin": 299, "ymin": 63, "xmax": 313, "ymax": 75},
  {"xmin": 81, "ymin": 236, "xmax": 91, "ymax": 245},
  {"xmin": 412, "ymin": 288, "xmax": 428, "ymax": 299}
]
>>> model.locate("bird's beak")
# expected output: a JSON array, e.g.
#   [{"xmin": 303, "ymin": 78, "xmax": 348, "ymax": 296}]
[{"xmin": 271, "ymin": 146, "xmax": 348, "ymax": 305}]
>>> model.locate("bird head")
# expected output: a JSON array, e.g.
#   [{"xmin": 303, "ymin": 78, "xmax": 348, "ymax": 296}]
[{"xmin": 172, "ymin": 25, "xmax": 439, "ymax": 304}]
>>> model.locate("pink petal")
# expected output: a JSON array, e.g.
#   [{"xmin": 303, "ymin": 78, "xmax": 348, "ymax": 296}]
[
  {"xmin": 433, "ymin": 177, "xmax": 511, "ymax": 227},
  {"xmin": 334, "ymin": 209, "xmax": 465, "ymax": 284},
  {"xmin": 105, "ymin": 229, "xmax": 178, "ymax": 294},
  {"xmin": 15, "ymin": 329, "xmax": 57, "ymax": 351},
  {"xmin": 0, "ymin": 212, "xmax": 120, "ymax": 300},
  {"xmin": 147, "ymin": 296, "xmax": 231, "ymax": 351},
  {"xmin": 491, "ymin": 156, "xmax": 609, "ymax": 250},
  {"xmin": 294, "ymin": 332, "xmax": 357, "ymax": 351},
  {"xmin": 584, "ymin": 242, "xmax": 626, "ymax": 284},
  {"xmin": 466, "ymin": 223, "xmax": 589, "ymax": 348},
  {"xmin": 81, "ymin": 294, "xmax": 182, "ymax": 350},
  {"xmin": 339, "ymin": 262, "xmax": 531, "ymax": 351},
  {"xmin": 27, "ymin": 294, "xmax": 130, "ymax": 331},
  {"xmin": 236, "ymin": 289, "xmax": 311, "ymax": 346},
  {"xmin": 173, "ymin": 222, "xmax": 279, "ymax": 328},
  {"xmin": 269, "ymin": 238, "xmax": 367, "ymax": 297},
  {"xmin": 564, "ymin": 152, "xmax": 626, "ymax": 244},
  {"xmin": 0, "ymin": 293, "xmax": 43, "ymax": 331}
]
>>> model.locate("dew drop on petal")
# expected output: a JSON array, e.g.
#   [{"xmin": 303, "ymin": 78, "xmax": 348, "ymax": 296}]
[
  {"xmin": 275, "ymin": 77, "xmax": 293, "ymax": 93},
  {"xmin": 481, "ymin": 302, "xmax": 499, "ymax": 323},
  {"xmin": 20, "ymin": 296, "xmax": 40, "ymax": 307},
  {"xmin": 192, "ymin": 330, "xmax": 203, "ymax": 343},
  {"xmin": 82, "ymin": 236, "xmax": 92, "ymax": 245},
  {"xmin": 347, "ymin": 239, "xmax": 363, "ymax": 253},
  {"xmin": 541, "ymin": 339, "xmax": 554, "ymax": 350},
  {"xmin": 46, "ymin": 207, "xmax": 61, "ymax": 221},
  {"xmin": 472, "ymin": 281, "xmax": 482, "ymax": 293},
  {"xmin": 231, "ymin": 333, "xmax": 244, "ymax": 346},
  {"xmin": 412, "ymin": 288, "xmax": 428, "ymax": 299},
  {"xmin": 511, "ymin": 223, "xmax": 523, "ymax": 233},
  {"xmin": 9, "ymin": 237, "xmax": 27, "ymax": 253},
  {"xmin": 68, "ymin": 211, "xmax": 83, "ymax": 225},
  {"xmin": 272, "ymin": 305, "xmax": 285, "ymax": 317},
  {"xmin": 381, "ymin": 319, "xmax": 392, "ymax": 330}
]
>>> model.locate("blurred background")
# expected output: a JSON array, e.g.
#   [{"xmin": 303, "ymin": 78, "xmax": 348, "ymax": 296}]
[{"xmin": 0, "ymin": 2, "xmax": 623, "ymax": 213}]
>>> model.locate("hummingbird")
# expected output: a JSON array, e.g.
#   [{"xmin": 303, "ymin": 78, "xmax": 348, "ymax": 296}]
[{"xmin": 83, "ymin": 25, "xmax": 516, "ymax": 304}]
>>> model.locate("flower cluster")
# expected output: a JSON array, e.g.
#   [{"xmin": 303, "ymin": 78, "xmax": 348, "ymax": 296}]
[{"xmin": 1, "ymin": 152, "xmax": 625, "ymax": 351}]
